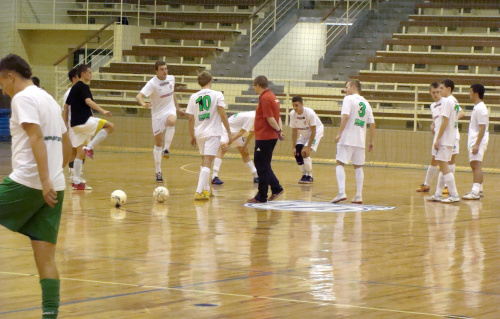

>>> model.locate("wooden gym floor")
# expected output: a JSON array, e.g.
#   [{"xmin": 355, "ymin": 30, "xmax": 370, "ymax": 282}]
[{"xmin": 0, "ymin": 143, "xmax": 499, "ymax": 318}]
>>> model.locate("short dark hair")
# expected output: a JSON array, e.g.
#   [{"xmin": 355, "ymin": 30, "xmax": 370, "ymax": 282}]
[
  {"xmin": 253, "ymin": 75, "xmax": 268, "ymax": 89},
  {"xmin": 292, "ymin": 96, "xmax": 303, "ymax": 104},
  {"xmin": 0, "ymin": 54, "xmax": 32, "ymax": 79},
  {"xmin": 430, "ymin": 82, "xmax": 439, "ymax": 89},
  {"xmin": 470, "ymin": 83, "xmax": 485, "ymax": 100},
  {"xmin": 347, "ymin": 79, "xmax": 362, "ymax": 93},
  {"xmin": 441, "ymin": 79, "xmax": 455, "ymax": 92},
  {"xmin": 31, "ymin": 76, "xmax": 40, "ymax": 87},
  {"xmin": 198, "ymin": 71, "xmax": 212, "ymax": 87},
  {"xmin": 155, "ymin": 61, "xmax": 166, "ymax": 71},
  {"xmin": 77, "ymin": 64, "xmax": 91, "ymax": 78},
  {"xmin": 68, "ymin": 68, "xmax": 78, "ymax": 82}
]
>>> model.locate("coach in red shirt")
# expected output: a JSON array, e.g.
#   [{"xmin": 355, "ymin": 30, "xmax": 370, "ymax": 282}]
[{"xmin": 247, "ymin": 75, "xmax": 285, "ymax": 203}]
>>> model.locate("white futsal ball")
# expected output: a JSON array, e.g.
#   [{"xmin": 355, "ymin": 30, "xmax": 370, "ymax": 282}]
[
  {"xmin": 153, "ymin": 186, "xmax": 169, "ymax": 203},
  {"xmin": 111, "ymin": 190, "xmax": 127, "ymax": 207}
]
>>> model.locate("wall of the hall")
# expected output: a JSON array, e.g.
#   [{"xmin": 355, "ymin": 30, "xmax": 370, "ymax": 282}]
[{"xmin": 252, "ymin": 23, "xmax": 326, "ymax": 83}]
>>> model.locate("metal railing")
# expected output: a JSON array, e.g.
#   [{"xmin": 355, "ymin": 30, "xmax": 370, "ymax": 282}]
[
  {"xmin": 323, "ymin": 0, "xmax": 372, "ymax": 58},
  {"xmin": 249, "ymin": 0, "xmax": 300, "ymax": 56}
]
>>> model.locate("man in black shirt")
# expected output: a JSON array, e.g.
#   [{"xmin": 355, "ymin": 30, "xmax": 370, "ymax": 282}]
[{"xmin": 64, "ymin": 64, "xmax": 114, "ymax": 190}]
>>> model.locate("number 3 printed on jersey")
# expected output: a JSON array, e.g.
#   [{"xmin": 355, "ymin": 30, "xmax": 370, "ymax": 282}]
[
  {"xmin": 196, "ymin": 95, "xmax": 211, "ymax": 120},
  {"xmin": 355, "ymin": 102, "xmax": 366, "ymax": 127}
]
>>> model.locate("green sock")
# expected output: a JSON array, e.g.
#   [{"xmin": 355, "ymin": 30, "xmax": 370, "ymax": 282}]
[{"xmin": 40, "ymin": 278, "xmax": 60, "ymax": 319}]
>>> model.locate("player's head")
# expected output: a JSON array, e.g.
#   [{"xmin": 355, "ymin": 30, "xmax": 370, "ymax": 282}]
[
  {"xmin": 77, "ymin": 64, "xmax": 92, "ymax": 82},
  {"xmin": 155, "ymin": 61, "xmax": 167, "ymax": 80},
  {"xmin": 469, "ymin": 83, "xmax": 485, "ymax": 102},
  {"xmin": 31, "ymin": 76, "xmax": 40, "ymax": 87},
  {"xmin": 345, "ymin": 80, "xmax": 361, "ymax": 95},
  {"xmin": 0, "ymin": 54, "xmax": 33, "ymax": 97},
  {"xmin": 252, "ymin": 75, "xmax": 268, "ymax": 94},
  {"xmin": 198, "ymin": 71, "xmax": 212, "ymax": 87},
  {"xmin": 429, "ymin": 82, "xmax": 440, "ymax": 102},
  {"xmin": 68, "ymin": 68, "xmax": 78, "ymax": 83},
  {"xmin": 292, "ymin": 96, "xmax": 304, "ymax": 113},
  {"xmin": 439, "ymin": 79, "xmax": 454, "ymax": 97}
]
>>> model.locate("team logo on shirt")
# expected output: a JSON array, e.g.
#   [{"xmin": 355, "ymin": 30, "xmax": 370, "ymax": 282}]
[
  {"xmin": 159, "ymin": 82, "xmax": 170, "ymax": 86},
  {"xmin": 244, "ymin": 200, "xmax": 395, "ymax": 213}
]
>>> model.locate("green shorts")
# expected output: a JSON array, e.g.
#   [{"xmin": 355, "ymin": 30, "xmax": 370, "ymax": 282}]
[{"xmin": 0, "ymin": 177, "xmax": 64, "ymax": 244}]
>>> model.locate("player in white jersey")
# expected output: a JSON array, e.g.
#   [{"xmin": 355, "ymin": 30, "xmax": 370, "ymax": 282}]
[
  {"xmin": 463, "ymin": 84, "xmax": 489, "ymax": 200},
  {"xmin": 332, "ymin": 80, "xmax": 375, "ymax": 204},
  {"xmin": 211, "ymin": 111, "xmax": 258, "ymax": 185},
  {"xmin": 186, "ymin": 71, "xmax": 231, "ymax": 200},
  {"xmin": 0, "ymin": 54, "xmax": 72, "ymax": 318},
  {"xmin": 136, "ymin": 61, "xmax": 185, "ymax": 182},
  {"xmin": 289, "ymin": 96, "xmax": 324, "ymax": 184},
  {"xmin": 428, "ymin": 79, "xmax": 461, "ymax": 203},
  {"xmin": 416, "ymin": 83, "xmax": 443, "ymax": 192}
]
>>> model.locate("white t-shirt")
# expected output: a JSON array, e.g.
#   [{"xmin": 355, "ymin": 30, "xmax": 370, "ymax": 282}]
[
  {"xmin": 468, "ymin": 101, "xmax": 489, "ymax": 147},
  {"xmin": 289, "ymin": 106, "xmax": 324, "ymax": 140},
  {"xmin": 9, "ymin": 85, "xmax": 67, "ymax": 191},
  {"xmin": 430, "ymin": 98, "xmax": 443, "ymax": 120},
  {"xmin": 140, "ymin": 75, "xmax": 176, "ymax": 119},
  {"xmin": 435, "ymin": 95, "xmax": 460, "ymax": 147},
  {"xmin": 225, "ymin": 111, "xmax": 255, "ymax": 136},
  {"xmin": 186, "ymin": 88, "xmax": 227, "ymax": 138},
  {"xmin": 338, "ymin": 94, "xmax": 375, "ymax": 148}
]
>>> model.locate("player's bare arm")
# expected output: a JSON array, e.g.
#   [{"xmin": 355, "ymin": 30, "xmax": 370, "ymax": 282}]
[
  {"xmin": 136, "ymin": 92, "xmax": 151, "ymax": 108},
  {"xmin": 62, "ymin": 103, "xmax": 70, "ymax": 127},
  {"xmin": 434, "ymin": 116, "xmax": 449, "ymax": 150},
  {"xmin": 335, "ymin": 114, "xmax": 349, "ymax": 143},
  {"xmin": 62, "ymin": 131, "xmax": 72, "ymax": 168},
  {"xmin": 188, "ymin": 114, "xmax": 196, "ymax": 146},
  {"xmin": 368, "ymin": 122, "xmax": 376, "ymax": 152},
  {"xmin": 473, "ymin": 124, "xmax": 486, "ymax": 154},
  {"xmin": 229, "ymin": 128, "xmax": 246, "ymax": 145},
  {"xmin": 218, "ymin": 105, "xmax": 232, "ymax": 142},
  {"xmin": 174, "ymin": 94, "xmax": 186, "ymax": 116},
  {"xmin": 85, "ymin": 98, "xmax": 112, "ymax": 117},
  {"xmin": 292, "ymin": 127, "xmax": 298, "ymax": 156},
  {"xmin": 23, "ymin": 122, "xmax": 57, "ymax": 208},
  {"xmin": 302, "ymin": 125, "xmax": 316, "ymax": 158}
]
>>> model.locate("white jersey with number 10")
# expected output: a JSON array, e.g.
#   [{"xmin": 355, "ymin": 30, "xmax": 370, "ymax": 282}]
[{"xmin": 186, "ymin": 88, "xmax": 227, "ymax": 138}]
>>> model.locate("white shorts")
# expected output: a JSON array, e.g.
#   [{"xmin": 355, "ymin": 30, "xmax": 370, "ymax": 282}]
[
  {"xmin": 452, "ymin": 138, "xmax": 459, "ymax": 155},
  {"xmin": 197, "ymin": 136, "xmax": 221, "ymax": 156},
  {"xmin": 432, "ymin": 145, "xmax": 453, "ymax": 162},
  {"xmin": 336, "ymin": 144, "xmax": 365, "ymax": 165},
  {"xmin": 70, "ymin": 117, "xmax": 105, "ymax": 147},
  {"xmin": 220, "ymin": 130, "xmax": 246, "ymax": 148},
  {"xmin": 297, "ymin": 134, "xmax": 322, "ymax": 152},
  {"xmin": 152, "ymin": 108, "xmax": 177, "ymax": 136},
  {"xmin": 468, "ymin": 142, "xmax": 487, "ymax": 162}
]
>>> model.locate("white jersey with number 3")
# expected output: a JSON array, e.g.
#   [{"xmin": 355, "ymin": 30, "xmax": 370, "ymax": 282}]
[
  {"xmin": 339, "ymin": 94, "xmax": 374, "ymax": 148},
  {"xmin": 186, "ymin": 88, "xmax": 227, "ymax": 138}
]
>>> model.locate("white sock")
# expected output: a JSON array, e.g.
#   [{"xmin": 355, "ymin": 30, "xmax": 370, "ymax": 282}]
[
  {"xmin": 336, "ymin": 165, "xmax": 346, "ymax": 194},
  {"xmin": 424, "ymin": 165, "xmax": 438, "ymax": 186},
  {"xmin": 355, "ymin": 167, "xmax": 364, "ymax": 197},
  {"xmin": 245, "ymin": 160, "xmax": 257, "ymax": 177},
  {"xmin": 73, "ymin": 159, "xmax": 83, "ymax": 184},
  {"xmin": 435, "ymin": 172, "xmax": 445, "ymax": 196},
  {"xmin": 449, "ymin": 164, "xmax": 456, "ymax": 174},
  {"xmin": 304, "ymin": 157, "xmax": 313, "ymax": 176},
  {"xmin": 443, "ymin": 173, "xmax": 458, "ymax": 197},
  {"xmin": 298, "ymin": 164, "xmax": 306, "ymax": 175},
  {"xmin": 154, "ymin": 146, "xmax": 162, "ymax": 173},
  {"xmin": 87, "ymin": 129, "xmax": 108, "ymax": 149},
  {"xmin": 164, "ymin": 126, "xmax": 175, "ymax": 151},
  {"xmin": 472, "ymin": 183, "xmax": 481, "ymax": 195},
  {"xmin": 213, "ymin": 158, "xmax": 222, "ymax": 178},
  {"xmin": 197, "ymin": 167, "xmax": 210, "ymax": 193}
]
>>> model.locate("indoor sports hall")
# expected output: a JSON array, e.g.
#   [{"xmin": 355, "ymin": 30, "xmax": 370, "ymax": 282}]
[{"xmin": 1, "ymin": 0, "xmax": 499, "ymax": 318}]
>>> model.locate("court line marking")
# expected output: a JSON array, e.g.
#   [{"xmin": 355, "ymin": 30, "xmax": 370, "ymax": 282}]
[{"xmin": 0, "ymin": 271, "xmax": 476, "ymax": 318}]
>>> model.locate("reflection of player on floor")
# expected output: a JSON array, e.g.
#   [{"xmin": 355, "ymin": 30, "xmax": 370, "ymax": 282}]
[
  {"xmin": 186, "ymin": 71, "xmax": 231, "ymax": 200},
  {"xmin": 64, "ymin": 64, "xmax": 114, "ymax": 190},
  {"xmin": 332, "ymin": 80, "xmax": 375, "ymax": 204},
  {"xmin": 428, "ymin": 79, "xmax": 461, "ymax": 203},
  {"xmin": 211, "ymin": 111, "xmax": 258, "ymax": 185},
  {"xmin": 289, "ymin": 96, "xmax": 324, "ymax": 184},
  {"xmin": 0, "ymin": 54, "xmax": 72, "ymax": 319},
  {"xmin": 136, "ymin": 61, "xmax": 185, "ymax": 182},
  {"xmin": 463, "ymin": 84, "xmax": 488, "ymax": 200}
]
